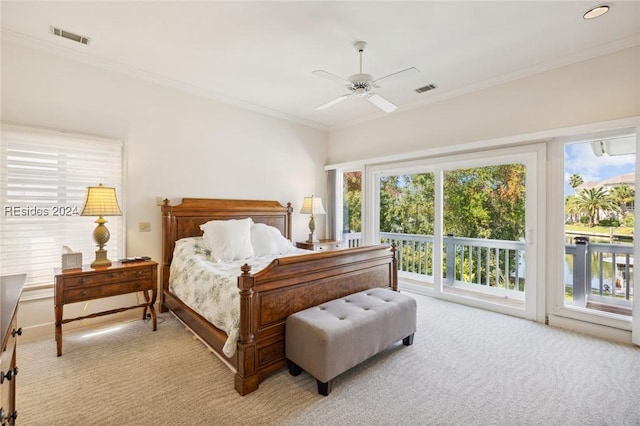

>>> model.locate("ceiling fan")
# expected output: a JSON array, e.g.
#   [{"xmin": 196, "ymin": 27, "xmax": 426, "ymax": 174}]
[{"xmin": 313, "ymin": 41, "xmax": 419, "ymax": 113}]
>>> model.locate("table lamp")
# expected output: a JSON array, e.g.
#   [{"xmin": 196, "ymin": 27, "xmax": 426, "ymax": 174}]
[
  {"xmin": 81, "ymin": 183, "xmax": 122, "ymax": 267},
  {"xmin": 300, "ymin": 195, "xmax": 326, "ymax": 243}
]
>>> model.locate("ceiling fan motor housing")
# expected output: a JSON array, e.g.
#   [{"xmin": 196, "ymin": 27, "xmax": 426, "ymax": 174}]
[{"xmin": 348, "ymin": 73, "xmax": 373, "ymax": 95}]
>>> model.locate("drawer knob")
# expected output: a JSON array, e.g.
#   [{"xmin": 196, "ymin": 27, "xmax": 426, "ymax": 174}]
[
  {"xmin": 135, "ymin": 282, "xmax": 141, "ymax": 288},
  {"xmin": 80, "ymin": 278, "xmax": 86, "ymax": 284},
  {"xmin": 136, "ymin": 271, "xmax": 142, "ymax": 276},
  {"xmin": 81, "ymin": 291, "xmax": 88, "ymax": 296},
  {"xmin": 11, "ymin": 327, "xmax": 22, "ymax": 338},
  {"xmin": 0, "ymin": 367, "xmax": 17, "ymax": 384}
]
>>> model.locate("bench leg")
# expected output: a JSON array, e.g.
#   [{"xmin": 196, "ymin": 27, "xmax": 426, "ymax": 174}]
[
  {"xmin": 403, "ymin": 333, "xmax": 414, "ymax": 346},
  {"xmin": 317, "ymin": 379, "xmax": 332, "ymax": 396},
  {"xmin": 287, "ymin": 359, "xmax": 302, "ymax": 376}
]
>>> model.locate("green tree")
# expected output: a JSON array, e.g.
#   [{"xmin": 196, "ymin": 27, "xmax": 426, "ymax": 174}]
[
  {"xmin": 343, "ymin": 171, "xmax": 362, "ymax": 232},
  {"xmin": 565, "ymin": 194, "xmax": 581, "ymax": 224},
  {"xmin": 608, "ymin": 184, "xmax": 635, "ymax": 218},
  {"xmin": 573, "ymin": 187, "xmax": 620, "ymax": 227},
  {"xmin": 379, "ymin": 175, "xmax": 404, "ymax": 233},
  {"xmin": 569, "ymin": 173, "xmax": 584, "ymax": 189},
  {"xmin": 443, "ymin": 164, "xmax": 526, "ymax": 241}
]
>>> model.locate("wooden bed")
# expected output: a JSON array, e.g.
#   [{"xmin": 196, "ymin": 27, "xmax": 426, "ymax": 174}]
[{"xmin": 161, "ymin": 198, "xmax": 398, "ymax": 395}]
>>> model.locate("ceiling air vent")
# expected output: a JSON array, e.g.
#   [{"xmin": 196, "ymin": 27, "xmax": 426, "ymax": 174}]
[
  {"xmin": 49, "ymin": 26, "xmax": 90, "ymax": 45},
  {"xmin": 415, "ymin": 84, "xmax": 437, "ymax": 94}
]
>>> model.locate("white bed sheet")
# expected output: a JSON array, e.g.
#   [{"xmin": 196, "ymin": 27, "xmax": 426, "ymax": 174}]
[{"xmin": 169, "ymin": 236, "xmax": 308, "ymax": 357}]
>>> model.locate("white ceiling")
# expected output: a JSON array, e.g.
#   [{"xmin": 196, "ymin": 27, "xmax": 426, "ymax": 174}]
[{"xmin": 2, "ymin": 1, "xmax": 639, "ymax": 130}]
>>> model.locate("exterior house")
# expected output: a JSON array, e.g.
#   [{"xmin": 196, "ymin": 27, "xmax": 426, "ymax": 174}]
[{"xmin": 576, "ymin": 172, "xmax": 636, "ymax": 191}]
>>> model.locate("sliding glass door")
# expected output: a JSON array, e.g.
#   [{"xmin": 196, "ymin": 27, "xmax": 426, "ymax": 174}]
[{"xmin": 368, "ymin": 145, "xmax": 542, "ymax": 320}]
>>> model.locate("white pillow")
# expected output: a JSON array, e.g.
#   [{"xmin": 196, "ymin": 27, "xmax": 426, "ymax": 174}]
[
  {"xmin": 251, "ymin": 223, "xmax": 297, "ymax": 257},
  {"xmin": 200, "ymin": 218, "xmax": 254, "ymax": 262}
]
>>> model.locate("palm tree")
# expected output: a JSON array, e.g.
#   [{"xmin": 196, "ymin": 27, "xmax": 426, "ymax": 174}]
[
  {"xmin": 608, "ymin": 184, "xmax": 635, "ymax": 218},
  {"xmin": 569, "ymin": 173, "xmax": 584, "ymax": 189},
  {"xmin": 565, "ymin": 195, "xmax": 581, "ymax": 224},
  {"xmin": 573, "ymin": 187, "xmax": 620, "ymax": 227}
]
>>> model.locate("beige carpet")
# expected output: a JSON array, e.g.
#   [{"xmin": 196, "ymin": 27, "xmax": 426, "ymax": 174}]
[{"xmin": 17, "ymin": 293, "xmax": 640, "ymax": 425}]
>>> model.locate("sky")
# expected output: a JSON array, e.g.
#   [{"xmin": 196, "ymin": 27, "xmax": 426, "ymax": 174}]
[{"xmin": 564, "ymin": 141, "xmax": 635, "ymax": 196}]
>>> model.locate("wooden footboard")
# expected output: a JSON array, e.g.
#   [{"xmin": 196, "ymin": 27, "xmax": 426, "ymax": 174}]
[
  {"xmin": 161, "ymin": 198, "xmax": 398, "ymax": 395},
  {"xmin": 235, "ymin": 244, "xmax": 397, "ymax": 395}
]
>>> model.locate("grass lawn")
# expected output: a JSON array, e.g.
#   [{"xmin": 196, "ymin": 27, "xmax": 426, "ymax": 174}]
[{"xmin": 565, "ymin": 224, "xmax": 634, "ymax": 236}]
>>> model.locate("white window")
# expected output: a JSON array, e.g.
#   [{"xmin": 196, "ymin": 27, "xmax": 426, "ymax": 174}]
[{"xmin": 0, "ymin": 124, "xmax": 124, "ymax": 290}]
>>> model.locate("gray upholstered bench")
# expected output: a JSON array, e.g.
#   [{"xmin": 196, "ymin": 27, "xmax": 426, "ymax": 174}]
[{"xmin": 285, "ymin": 287, "xmax": 417, "ymax": 396}]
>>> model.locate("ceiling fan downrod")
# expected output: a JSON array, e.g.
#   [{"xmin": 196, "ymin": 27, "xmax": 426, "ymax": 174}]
[{"xmin": 354, "ymin": 41, "xmax": 367, "ymax": 74}]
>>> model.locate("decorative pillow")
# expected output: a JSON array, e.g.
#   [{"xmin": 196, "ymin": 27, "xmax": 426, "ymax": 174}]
[
  {"xmin": 251, "ymin": 223, "xmax": 297, "ymax": 257},
  {"xmin": 200, "ymin": 218, "xmax": 254, "ymax": 262}
]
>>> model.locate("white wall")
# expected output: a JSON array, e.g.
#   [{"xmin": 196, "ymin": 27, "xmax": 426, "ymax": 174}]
[
  {"xmin": 328, "ymin": 46, "xmax": 640, "ymax": 163},
  {"xmin": 1, "ymin": 41, "xmax": 329, "ymax": 337}
]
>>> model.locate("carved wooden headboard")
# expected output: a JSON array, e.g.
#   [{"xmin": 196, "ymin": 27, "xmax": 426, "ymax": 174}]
[{"xmin": 160, "ymin": 198, "xmax": 293, "ymax": 290}]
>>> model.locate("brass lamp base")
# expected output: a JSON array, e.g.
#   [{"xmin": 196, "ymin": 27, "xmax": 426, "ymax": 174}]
[
  {"xmin": 91, "ymin": 216, "xmax": 112, "ymax": 267},
  {"xmin": 91, "ymin": 249, "xmax": 112, "ymax": 267},
  {"xmin": 305, "ymin": 214, "xmax": 319, "ymax": 243}
]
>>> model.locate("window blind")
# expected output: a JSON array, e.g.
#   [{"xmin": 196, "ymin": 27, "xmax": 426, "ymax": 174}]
[{"xmin": 0, "ymin": 124, "xmax": 124, "ymax": 288}]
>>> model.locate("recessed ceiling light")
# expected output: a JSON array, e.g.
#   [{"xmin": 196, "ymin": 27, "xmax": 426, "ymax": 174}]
[{"xmin": 583, "ymin": 4, "xmax": 610, "ymax": 20}]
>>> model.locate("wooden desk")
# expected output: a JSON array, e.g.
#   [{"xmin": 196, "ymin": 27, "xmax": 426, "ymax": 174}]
[
  {"xmin": 1, "ymin": 274, "xmax": 25, "ymax": 426},
  {"xmin": 54, "ymin": 260, "xmax": 158, "ymax": 356}
]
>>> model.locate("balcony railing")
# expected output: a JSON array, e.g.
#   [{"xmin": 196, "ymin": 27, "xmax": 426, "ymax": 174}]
[
  {"xmin": 566, "ymin": 236, "xmax": 633, "ymax": 310},
  {"xmin": 342, "ymin": 232, "xmax": 633, "ymax": 310}
]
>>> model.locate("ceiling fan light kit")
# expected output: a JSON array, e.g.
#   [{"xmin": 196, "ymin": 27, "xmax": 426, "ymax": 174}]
[{"xmin": 313, "ymin": 40, "xmax": 419, "ymax": 113}]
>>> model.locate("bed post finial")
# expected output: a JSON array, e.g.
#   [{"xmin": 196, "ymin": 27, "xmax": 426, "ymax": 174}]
[
  {"xmin": 390, "ymin": 243, "xmax": 398, "ymax": 291},
  {"xmin": 286, "ymin": 202, "xmax": 293, "ymax": 240}
]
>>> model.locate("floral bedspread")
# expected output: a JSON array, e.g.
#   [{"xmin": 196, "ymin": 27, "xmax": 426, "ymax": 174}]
[{"xmin": 169, "ymin": 237, "xmax": 306, "ymax": 357}]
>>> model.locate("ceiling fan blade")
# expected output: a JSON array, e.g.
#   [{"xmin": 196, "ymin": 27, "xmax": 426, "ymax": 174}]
[
  {"xmin": 312, "ymin": 70, "xmax": 351, "ymax": 86},
  {"xmin": 367, "ymin": 93, "xmax": 397, "ymax": 113},
  {"xmin": 372, "ymin": 67, "xmax": 420, "ymax": 86},
  {"xmin": 316, "ymin": 93, "xmax": 351, "ymax": 111}
]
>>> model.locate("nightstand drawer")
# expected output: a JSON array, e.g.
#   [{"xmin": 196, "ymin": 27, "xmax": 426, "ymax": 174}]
[
  {"xmin": 1, "ymin": 315, "xmax": 18, "ymax": 369},
  {"xmin": 63, "ymin": 267, "xmax": 152, "ymax": 288},
  {"xmin": 296, "ymin": 240, "xmax": 343, "ymax": 251},
  {"xmin": 64, "ymin": 280, "xmax": 151, "ymax": 303},
  {"xmin": 315, "ymin": 242, "xmax": 342, "ymax": 250}
]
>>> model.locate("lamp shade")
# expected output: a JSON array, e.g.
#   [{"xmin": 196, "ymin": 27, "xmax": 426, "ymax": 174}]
[
  {"xmin": 81, "ymin": 184, "xmax": 122, "ymax": 217},
  {"xmin": 299, "ymin": 196, "xmax": 326, "ymax": 215}
]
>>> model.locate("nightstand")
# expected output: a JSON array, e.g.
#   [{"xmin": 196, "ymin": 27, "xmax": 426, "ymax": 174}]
[
  {"xmin": 296, "ymin": 240, "xmax": 343, "ymax": 251},
  {"xmin": 54, "ymin": 260, "xmax": 158, "ymax": 356}
]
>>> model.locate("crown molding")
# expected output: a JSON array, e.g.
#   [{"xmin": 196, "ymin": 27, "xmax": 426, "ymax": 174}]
[
  {"xmin": 3, "ymin": 28, "xmax": 637, "ymax": 133},
  {"xmin": 1, "ymin": 29, "xmax": 328, "ymax": 131}
]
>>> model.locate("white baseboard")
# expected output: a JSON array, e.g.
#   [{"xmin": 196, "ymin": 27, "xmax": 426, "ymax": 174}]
[{"xmin": 547, "ymin": 314, "xmax": 632, "ymax": 345}]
